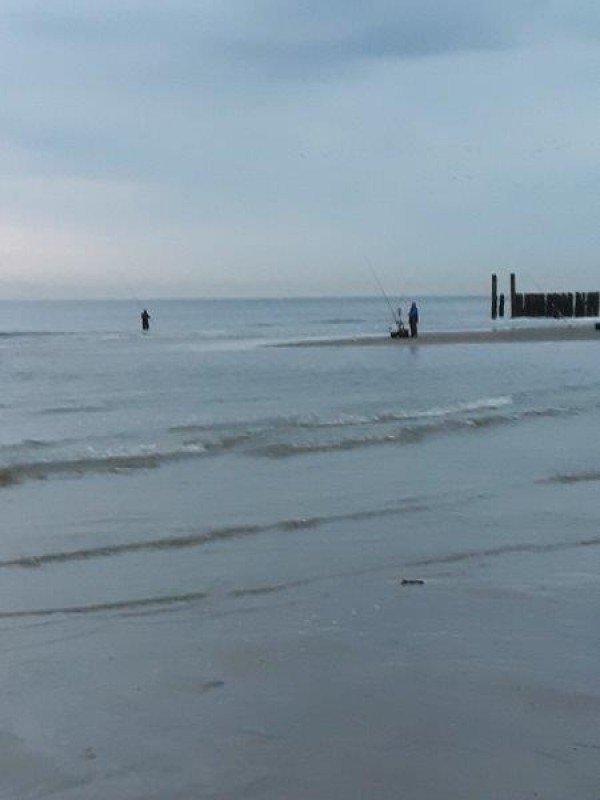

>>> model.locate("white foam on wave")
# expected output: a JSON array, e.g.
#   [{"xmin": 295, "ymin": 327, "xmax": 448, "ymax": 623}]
[
  {"xmin": 0, "ymin": 400, "xmax": 565, "ymax": 488},
  {"xmin": 169, "ymin": 396, "xmax": 514, "ymax": 437}
]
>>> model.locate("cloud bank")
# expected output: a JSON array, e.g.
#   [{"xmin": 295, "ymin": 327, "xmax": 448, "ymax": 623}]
[{"xmin": 1, "ymin": 1, "xmax": 600, "ymax": 297}]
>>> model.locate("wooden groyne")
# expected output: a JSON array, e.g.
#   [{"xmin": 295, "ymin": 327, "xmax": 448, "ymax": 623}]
[{"xmin": 492, "ymin": 273, "xmax": 600, "ymax": 319}]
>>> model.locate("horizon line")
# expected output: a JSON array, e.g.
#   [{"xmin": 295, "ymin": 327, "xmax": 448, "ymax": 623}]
[{"xmin": 0, "ymin": 293, "xmax": 488, "ymax": 303}]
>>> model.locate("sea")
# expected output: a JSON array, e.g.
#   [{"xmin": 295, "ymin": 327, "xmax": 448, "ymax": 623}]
[{"xmin": 1, "ymin": 296, "xmax": 599, "ymax": 799}]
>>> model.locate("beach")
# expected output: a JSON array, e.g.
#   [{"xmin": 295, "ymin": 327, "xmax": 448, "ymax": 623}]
[{"xmin": 1, "ymin": 296, "xmax": 599, "ymax": 799}]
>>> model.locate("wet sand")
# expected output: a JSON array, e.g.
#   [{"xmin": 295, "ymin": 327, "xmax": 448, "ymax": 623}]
[
  {"xmin": 3, "ymin": 522, "xmax": 598, "ymax": 800},
  {"xmin": 279, "ymin": 324, "xmax": 600, "ymax": 348},
  {"xmin": 2, "ymin": 452, "xmax": 600, "ymax": 799}
]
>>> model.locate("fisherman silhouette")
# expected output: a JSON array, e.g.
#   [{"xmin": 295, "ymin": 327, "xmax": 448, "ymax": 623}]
[
  {"xmin": 141, "ymin": 309, "xmax": 151, "ymax": 332},
  {"xmin": 408, "ymin": 302, "xmax": 419, "ymax": 338}
]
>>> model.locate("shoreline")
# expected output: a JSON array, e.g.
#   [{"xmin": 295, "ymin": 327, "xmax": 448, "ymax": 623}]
[{"xmin": 275, "ymin": 324, "xmax": 600, "ymax": 348}]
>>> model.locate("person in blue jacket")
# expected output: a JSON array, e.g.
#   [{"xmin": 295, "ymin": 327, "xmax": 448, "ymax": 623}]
[{"xmin": 408, "ymin": 302, "xmax": 419, "ymax": 338}]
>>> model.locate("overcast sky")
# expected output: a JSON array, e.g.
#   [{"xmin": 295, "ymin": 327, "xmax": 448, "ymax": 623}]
[{"xmin": 1, "ymin": 1, "xmax": 600, "ymax": 298}]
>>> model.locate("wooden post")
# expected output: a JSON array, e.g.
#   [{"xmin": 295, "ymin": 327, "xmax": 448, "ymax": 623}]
[
  {"xmin": 510, "ymin": 273, "xmax": 517, "ymax": 318},
  {"xmin": 499, "ymin": 294, "xmax": 505, "ymax": 317},
  {"xmin": 491, "ymin": 274, "xmax": 498, "ymax": 319}
]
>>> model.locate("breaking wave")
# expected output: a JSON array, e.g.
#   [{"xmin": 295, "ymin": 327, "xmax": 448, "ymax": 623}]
[
  {"xmin": 169, "ymin": 397, "xmax": 514, "ymax": 438},
  {"xmin": 0, "ymin": 590, "xmax": 209, "ymax": 620},
  {"xmin": 407, "ymin": 534, "xmax": 600, "ymax": 567},
  {"xmin": 0, "ymin": 501, "xmax": 426, "ymax": 570},
  {"xmin": 542, "ymin": 471, "xmax": 600, "ymax": 485},
  {"xmin": 248, "ymin": 406, "xmax": 561, "ymax": 459},
  {"xmin": 0, "ymin": 396, "xmax": 570, "ymax": 488},
  {"xmin": 0, "ymin": 453, "xmax": 163, "ymax": 487},
  {"xmin": 0, "ymin": 435, "xmax": 252, "ymax": 487},
  {"xmin": 8, "ymin": 531, "xmax": 600, "ymax": 620},
  {"xmin": 38, "ymin": 405, "xmax": 110, "ymax": 416}
]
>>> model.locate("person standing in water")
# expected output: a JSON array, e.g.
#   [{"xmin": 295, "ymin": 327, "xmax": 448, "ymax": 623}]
[
  {"xmin": 141, "ymin": 309, "xmax": 151, "ymax": 332},
  {"xmin": 408, "ymin": 302, "xmax": 419, "ymax": 338}
]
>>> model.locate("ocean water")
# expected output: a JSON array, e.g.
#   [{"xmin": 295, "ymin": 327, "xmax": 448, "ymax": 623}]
[
  {"xmin": 1, "ymin": 294, "xmax": 599, "ymax": 618},
  {"xmin": 1, "ymin": 296, "xmax": 599, "ymax": 798},
  {"xmin": 0, "ymin": 296, "xmax": 597, "ymax": 495}
]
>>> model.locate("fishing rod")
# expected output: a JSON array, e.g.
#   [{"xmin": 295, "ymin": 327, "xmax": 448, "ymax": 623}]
[
  {"xmin": 123, "ymin": 280, "xmax": 144, "ymax": 308},
  {"xmin": 119, "ymin": 278, "xmax": 154, "ymax": 331},
  {"xmin": 365, "ymin": 257, "xmax": 399, "ymax": 325}
]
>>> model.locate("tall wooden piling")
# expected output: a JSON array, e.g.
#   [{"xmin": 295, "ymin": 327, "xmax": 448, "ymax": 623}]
[
  {"xmin": 510, "ymin": 273, "xmax": 517, "ymax": 318},
  {"xmin": 491, "ymin": 274, "xmax": 498, "ymax": 319},
  {"xmin": 586, "ymin": 292, "xmax": 600, "ymax": 316}
]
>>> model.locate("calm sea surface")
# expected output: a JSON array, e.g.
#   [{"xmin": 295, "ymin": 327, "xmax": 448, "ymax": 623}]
[
  {"xmin": 1, "ymin": 294, "xmax": 599, "ymax": 600},
  {"xmin": 1, "ymin": 296, "xmax": 599, "ymax": 798}
]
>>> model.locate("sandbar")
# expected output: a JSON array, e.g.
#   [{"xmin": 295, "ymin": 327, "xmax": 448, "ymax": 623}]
[{"xmin": 278, "ymin": 324, "xmax": 600, "ymax": 348}]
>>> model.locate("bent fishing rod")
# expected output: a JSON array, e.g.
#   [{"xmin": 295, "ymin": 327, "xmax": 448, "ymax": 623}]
[{"xmin": 365, "ymin": 257, "xmax": 400, "ymax": 324}]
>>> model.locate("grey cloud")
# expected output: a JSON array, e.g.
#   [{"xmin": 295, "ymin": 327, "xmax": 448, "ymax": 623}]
[
  {"xmin": 224, "ymin": 23, "xmax": 502, "ymax": 80},
  {"xmin": 4, "ymin": 1, "xmax": 546, "ymax": 73},
  {"xmin": 2, "ymin": 1, "xmax": 600, "ymax": 296},
  {"xmin": 5, "ymin": 0, "xmax": 593, "ymax": 100},
  {"xmin": 224, "ymin": 1, "xmax": 522, "ymax": 72},
  {"xmin": 0, "ymin": 0, "xmax": 541, "ymax": 181}
]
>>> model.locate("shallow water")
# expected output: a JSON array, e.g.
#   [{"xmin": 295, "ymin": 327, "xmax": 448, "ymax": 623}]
[{"xmin": 1, "ymin": 297, "xmax": 599, "ymax": 798}]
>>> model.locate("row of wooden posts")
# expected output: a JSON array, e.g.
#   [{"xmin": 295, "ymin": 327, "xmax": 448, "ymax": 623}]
[{"xmin": 491, "ymin": 273, "xmax": 600, "ymax": 319}]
